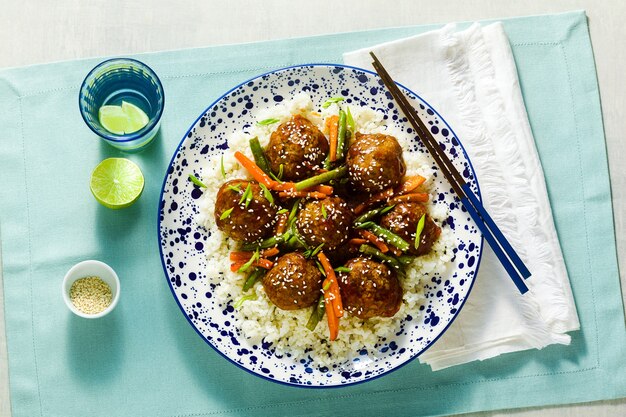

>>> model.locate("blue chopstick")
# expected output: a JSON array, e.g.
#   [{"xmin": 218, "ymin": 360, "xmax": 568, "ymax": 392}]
[
  {"xmin": 370, "ymin": 52, "xmax": 531, "ymax": 294},
  {"xmin": 462, "ymin": 183, "xmax": 531, "ymax": 279}
]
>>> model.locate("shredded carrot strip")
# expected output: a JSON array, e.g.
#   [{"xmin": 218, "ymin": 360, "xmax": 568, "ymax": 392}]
[
  {"xmin": 360, "ymin": 230, "xmax": 389, "ymax": 253},
  {"xmin": 324, "ymin": 293, "xmax": 339, "ymax": 341},
  {"xmin": 308, "ymin": 184, "xmax": 333, "ymax": 195},
  {"xmin": 398, "ymin": 175, "xmax": 426, "ymax": 194},
  {"xmin": 327, "ymin": 115, "xmax": 339, "ymax": 162},
  {"xmin": 234, "ymin": 151, "xmax": 275, "ymax": 188},
  {"xmin": 278, "ymin": 191, "xmax": 327, "ymax": 199},
  {"xmin": 388, "ymin": 193, "xmax": 429, "ymax": 204},
  {"xmin": 272, "ymin": 182, "xmax": 297, "ymax": 192},
  {"xmin": 349, "ymin": 238, "xmax": 368, "ymax": 246},
  {"xmin": 317, "ymin": 252, "xmax": 344, "ymax": 318}
]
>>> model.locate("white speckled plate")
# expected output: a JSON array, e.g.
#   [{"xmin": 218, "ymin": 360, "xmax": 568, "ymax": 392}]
[{"xmin": 158, "ymin": 64, "xmax": 483, "ymax": 387}]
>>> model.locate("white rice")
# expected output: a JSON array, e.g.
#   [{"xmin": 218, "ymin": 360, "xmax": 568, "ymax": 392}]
[{"xmin": 197, "ymin": 94, "xmax": 453, "ymax": 366}]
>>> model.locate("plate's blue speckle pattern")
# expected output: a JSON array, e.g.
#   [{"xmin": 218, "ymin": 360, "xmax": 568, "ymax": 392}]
[{"xmin": 157, "ymin": 65, "xmax": 483, "ymax": 388}]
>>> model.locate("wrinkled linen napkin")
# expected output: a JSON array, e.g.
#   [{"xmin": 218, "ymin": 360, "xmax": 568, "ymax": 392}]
[{"xmin": 344, "ymin": 23, "xmax": 580, "ymax": 370}]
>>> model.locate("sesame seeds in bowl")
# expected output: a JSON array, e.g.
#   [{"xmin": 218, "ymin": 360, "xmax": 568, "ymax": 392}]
[{"xmin": 62, "ymin": 260, "xmax": 120, "ymax": 319}]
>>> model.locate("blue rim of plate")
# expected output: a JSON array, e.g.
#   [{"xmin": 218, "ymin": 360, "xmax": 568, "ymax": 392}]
[{"xmin": 157, "ymin": 63, "xmax": 484, "ymax": 388}]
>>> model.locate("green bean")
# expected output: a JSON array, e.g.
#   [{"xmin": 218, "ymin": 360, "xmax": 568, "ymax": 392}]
[
  {"xmin": 354, "ymin": 208, "xmax": 384, "ymax": 225},
  {"xmin": 336, "ymin": 110, "xmax": 347, "ymax": 160},
  {"xmin": 358, "ymin": 244, "xmax": 403, "ymax": 272},
  {"xmin": 295, "ymin": 166, "xmax": 348, "ymax": 191},
  {"xmin": 364, "ymin": 223, "xmax": 411, "ymax": 252},
  {"xmin": 243, "ymin": 268, "xmax": 265, "ymax": 291},
  {"xmin": 249, "ymin": 137, "xmax": 272, "ymax": 174},
  {"xmin": 306, "ymin": 294, "xmax": 326, "ymax": 331},
  {"xmin": 397, "ymin": 255, "xmax": 415, "ymax": 266}
]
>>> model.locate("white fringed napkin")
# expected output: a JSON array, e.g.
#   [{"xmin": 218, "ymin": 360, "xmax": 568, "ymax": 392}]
[{"xmin": 344, "ymin": 23, "xmax": 580, "ymax": 370}]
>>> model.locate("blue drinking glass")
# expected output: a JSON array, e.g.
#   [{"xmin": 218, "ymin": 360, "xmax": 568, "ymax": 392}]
[{"xmin": 79, "ymin": 58, "xmax": 165, "ymax": 152}]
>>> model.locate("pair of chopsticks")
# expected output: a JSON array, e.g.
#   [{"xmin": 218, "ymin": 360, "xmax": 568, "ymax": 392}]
[{"xmin": 369, "ymin": 52, "xmax": 531, "ymax": 294}]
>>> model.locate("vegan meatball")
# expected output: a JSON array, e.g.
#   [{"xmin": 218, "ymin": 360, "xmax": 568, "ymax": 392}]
[
  {"xmin": 346, "ymin": 133, "xmax": 405, "ymax": 194},
  {"xmin": 262, "ymin": 252, "xmax": 323, "ymax": 310},
  {"xmin": 214, "ymin": 179, "xmax": 277, "ymax": 243},
  {"xmin": 296, "ymin": 197, "xmax": 353, "ymax": 251},
  {"xmin": 379, "ymin": 202, "xmax": 441, "ymax": 256},
  {"xmin": 265, "ymin": 115, "xmax": 329, "ymax": 181},
  {"xmin": 338, "ymin": 257, "xmax": 402, "ymax": 319}
]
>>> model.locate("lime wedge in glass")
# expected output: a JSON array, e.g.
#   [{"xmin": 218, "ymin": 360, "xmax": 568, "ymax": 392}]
[
  {"xmin": 99, "ymin": 101, "xmax": 149, "ymax": 135},
  {"xmin": 90, "ymin": 158, "xmax": 145, "ymax": 209}
]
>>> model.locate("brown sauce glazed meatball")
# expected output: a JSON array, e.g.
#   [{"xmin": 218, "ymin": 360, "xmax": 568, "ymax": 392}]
[
  {"xmin": 296, "ymin": 197, "xmax": 353, "ymax": 251},
  {"xmin": 338, "ymin": 257, "xmax": 402, "ymax": 319},
  {"xmin": 214, "ymin": 179, "xmax": 277, "ymax": 243},
  {"xmin": 262, "ymin": 252, "xmax": 323, "ymax": 310},
  {"xmin": 265, "ymin": 115, "xmax": 329, "ymax": 181},
  {"xmin": 346, "ymin": 133, "xmax": 406, "ymax": 194},
  {"xmin": 379, "ymin": 202, "xmax": 441, "ymax": 256}
]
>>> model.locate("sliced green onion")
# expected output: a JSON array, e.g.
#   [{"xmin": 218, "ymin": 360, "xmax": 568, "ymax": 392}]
[
  {"xmin": 219, "ymin": 207, "xmax": 234, "ymax": 220},
  {"xmin": 414, "ymin": 214, "xmax": 426, "ymax": 250},
  {"xmin": 256, "ymin": 118, "xmax": 280, "ymax": 126},
  {"xmin": 322, "ymin": 97, "xmax": 345, "ymax": 108},
  {"xmin": 220, "ymin": 155, "xmax": 226, "ymax": 178},
  {"xmin": 239, "ymin": 183, "xmax": 252, "ymax": 205},
  {"xmin": 245, "ymin": 186, "xmax": 254, "ymax": 208},
  {"xmin": 316, "ymin": 260, "xmax": 326, "ymax": 276},
  {"xmin": 321, "ymin": 204, "xmax": 327, "ymax": 219},
  {"xmin": 276, "ymin": 208, "xmax": 288, "ymax": 215},
  {"xmin": 277, "ymin": 164, "xmax": 284, "ymax": 180},
  {"xmin": 323, "ymin": 280, "xmax": 332, "ymax": 291},
  {"xmin": 310, "ymin": 243, "xmax": 325, "ymax": 259},
  {"xmin": 259, "ymin": 183, "xmax": 274, "ymax": 205},
  {"xmin": 237, "ymin": 249, "xmax": 259, "ymax": 273},
  {"xmin": 234, "ymin": 293, "xmax": 258, "ymax": 309},
  {"xmin": 227, "ymin": 184, "xmax": 241, "ymax": 193},
  {"xmin": 288, "ymin": 199, "xmax": 300, "ymax": 223},
  {"xmin": 188, "ymin": 174, "xmax": 207, "ymax": 188},
  {"xmin": 334, "ymin": 266, "xmax": 351, "ymax": 273},
  {"xmin": 380, "ymin": 204, "xmax": 396, "ymax": 214},
  {"xmin": 241, "ymin": 235, "xmax": 284, "ymax": 251}
]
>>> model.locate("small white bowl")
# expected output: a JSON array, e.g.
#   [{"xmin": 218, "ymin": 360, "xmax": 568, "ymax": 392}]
[{"xmin": 62, "ymin": 260, "xmax": 120, "ymax": 319}]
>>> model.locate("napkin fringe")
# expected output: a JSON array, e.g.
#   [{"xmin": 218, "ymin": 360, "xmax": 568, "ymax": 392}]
[
  {"xmin": 440, "ymin": 24, "xmax": 559, "ymax": 349},
  {"xmin": 468, "ymin": 24, "xmax": 578, "ymax": 335}
]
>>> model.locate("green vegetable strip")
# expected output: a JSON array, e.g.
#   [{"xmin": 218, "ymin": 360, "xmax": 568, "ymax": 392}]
[
  {"xmin": 358, "ymin": 244, "xmax": 403, "ymax": 271},
  {"xmin": 259, "ymin": 183, "xmax": 274, "ymax": 205},
  {"xmin": 294, "ymin": 166, "xmax": 348, "ymax": 191},
  {"xmin": 219, "ymin": 207, "xmax": 233, "ymax": 220},
  {"xmin": 354, "ymin": 208, "xmax": 384, "ymax": 225},
  {"xmin": 346, "ymin": 106, "xmax": 355, "ymax": 133},
  {"xmin": 397, "ymin": 255, "xmax": 415, "ymax": 266},
  {"xmin": 234, "ymin": 293, "xmax": 258, "ymax": 309},
  {"xmin": 239, "ymin": 183, "xmax": 251, "ymax": 205},
  {"xmin": 241, "ymin": 234, "xmax": 286, "ymax": 251},
  {"xmin": 243, "ymin": 268, "xmax": 265, "ymax": 291},
  {"xmin": 322, "ymin": 97, "xmax": 345, "ymax": 108},
  {"xmin": 288, "ymin": 199, "xmax": 300, "ymax": 223},
  {"xmin": 227, "ymin": 184, "xmax": 241, "ymax": 192},
  {"xmin": 249, "ymin": 137, "xmax": 272, "ymax": 174},
  {"xmin": 256, "ymin": 118, "xmax": 280, "ymax": 126},
  {"xmin": 237, "ymin": 249, "xmax": 259, "ymax": 273},
  {"xmin": 336, "ymin": 110, "xmax": 347, "ymax": 160},
  {"xmin": 363, "ymin": 223, "xmax": 411, "ymax": 252},
  {"xmin": 188, "ymin": 174, "xmax": 207, "ymax": 188},
  {"xmin": 334, "ymin": 266, "xmax": 351, "ymax": 273},
  {"xmin": 220, "ymin": 155, "xmax": 226, "ymax": 178},
  {"xmin": 306, "ymin": 295, "xmax": 326, "ymax": 331},
  {"xmin": 321, "ymin": 204, "xmax": 327, "ymax": 219},
  {"xmin": 414, "ymin": 214, "xmax": 426, "ymax": 250}
]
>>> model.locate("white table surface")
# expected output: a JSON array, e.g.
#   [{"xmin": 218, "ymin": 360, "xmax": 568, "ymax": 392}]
[{"xmin": 1, "ymin": 1, "xmax": 625, "ymax": 416}]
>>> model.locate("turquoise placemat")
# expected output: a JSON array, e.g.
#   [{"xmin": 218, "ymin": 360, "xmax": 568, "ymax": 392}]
[{"xmin": 1, "ymin": 10, "xmax": 624, "ymax": 417}]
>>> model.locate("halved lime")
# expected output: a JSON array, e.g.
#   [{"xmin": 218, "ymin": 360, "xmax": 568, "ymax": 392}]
[
  {"xmin": 90, "ymin": 158, "xmax": 145, "ymax": 209},
  {"xmin": 99, "ymin": 101, "xmax": 149, "ymax": 135}
]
